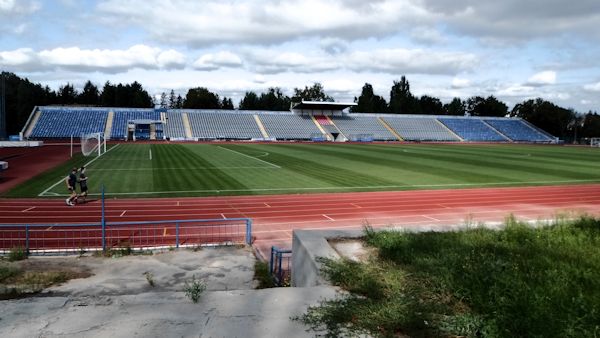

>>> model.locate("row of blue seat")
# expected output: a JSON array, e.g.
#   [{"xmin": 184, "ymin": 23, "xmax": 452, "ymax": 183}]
[{"xmin": 28, "ymin": 107, "xmax": 555, "ymax": 143}]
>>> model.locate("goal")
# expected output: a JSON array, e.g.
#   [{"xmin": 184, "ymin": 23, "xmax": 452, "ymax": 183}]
[
  {"xmin": 591, "ymin": 138, "xmax": 600, "ymax": 148},
  {"xmin": 81, "ymin": 132, "xmax": 106, "ymax": 156}
]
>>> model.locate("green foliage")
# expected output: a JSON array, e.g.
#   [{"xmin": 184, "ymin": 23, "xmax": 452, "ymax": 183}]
[
  {"xmin": 0, "ymin": 264, "xmax": 20, "ymax": 282},
  {"xmin": 8, "ymin": 247, "xmax": 27, "ymax": 262},
  {"xmin": 184, "ymin": 275, "xmax": 206, "ymax": 303},
  {"xmin": 253, "ymin": 261, "xmax": 276, "ymax": 289},
  {"xmin": 511, "ymin": 98, "xmax": 577, "ymax": 140},
  {"xmin": 352, "ymin": 83, "xmax": 388, "ymax": 113},
  {"xmin": 144, "ymin": 271, "xmax": 155, "ymax": 287},
  {"xmin": 239, "ymin": 87, "xmax": 291, "ymax": 111},
  {"xmin": 467, "ymin": 95, "xmax": 508, "ymax": 117},
  {"xmin": 300, "ymin": 217, "xmax": 600, "ymax": 337},
  {"xmin": 292, "ymin": 82, "xmax": 333, "ymax": 102}
]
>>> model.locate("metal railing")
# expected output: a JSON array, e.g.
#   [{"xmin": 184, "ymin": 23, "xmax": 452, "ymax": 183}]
[
  {"xmin": 269, "ymin": 246, "xmax": 292, "ymax": 286},
  {"xmin": 0, "ymin": 218, "xmax": 252, "ymax": 255}
]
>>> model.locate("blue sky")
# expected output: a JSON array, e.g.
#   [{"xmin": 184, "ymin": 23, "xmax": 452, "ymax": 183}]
[{"xmin": 1, "ymin": 0, "xmax": 600, "ymax": 112}]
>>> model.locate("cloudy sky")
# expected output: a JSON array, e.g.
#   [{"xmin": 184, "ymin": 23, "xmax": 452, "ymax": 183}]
[{"xmin": 1, "ymin": 0, "xmax": 600, "ymax": 111}]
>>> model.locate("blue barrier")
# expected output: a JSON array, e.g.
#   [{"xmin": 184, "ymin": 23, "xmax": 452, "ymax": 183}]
[
  {"xmin": 269, "ymin": 246, "xmax": 292, "ymax": 286},
  {"xmin": 0, "ymin": 218, "xmax": 252, "ymax": 255}
]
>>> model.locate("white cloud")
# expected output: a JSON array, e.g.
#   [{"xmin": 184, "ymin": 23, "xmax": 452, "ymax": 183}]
[
  {"xmin": 344, "ymin": 49, "xmax": 477, "ymax": 74},
  {"xmin": 192, "ymin": 52, "xmax": 243, "ymax": 71},
  {"xmin": 451, "ymin": 77, "xmax": 471, "ymax": 88},
  {"xmin": 97, "ymin": 0, "xmax": 431, "ymax": 46},
  {"xmin": 526, "ymin": 71, "xmax": 556, "ymax": 86},
  {"xmin": 0, "ymin": 0, "xmax": 40, "ymax": 15},
  {"xmin": 583, "ymin": 81, "xmax": 600, "ymax": 92},
  {"xmin": 0, "ymin": 45, "xmax": 186, "ymax": 73}
]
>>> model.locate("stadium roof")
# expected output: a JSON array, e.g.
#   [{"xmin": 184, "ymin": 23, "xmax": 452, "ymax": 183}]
[{"xmin": 291, "ymin": 100, "xmax": 357, "ymax": 111}]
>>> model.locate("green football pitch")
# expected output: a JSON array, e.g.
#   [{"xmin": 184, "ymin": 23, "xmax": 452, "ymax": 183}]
[{"xmin": 7, "ymin": 143, "xmax": 600, "ymax": 198}]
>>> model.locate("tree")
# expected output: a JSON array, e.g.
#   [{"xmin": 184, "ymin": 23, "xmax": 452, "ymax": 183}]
[
  {"xmin": 580, "ymin": 112, "xmax": 600, "ymax": 140},
  {"xmin": 352, "ymin": 83, "xmax": 388, "ymax": 113},
  {"xmin": 78, "ymin": 81, "xmax": 99, "ymax": 105},
  {"xmin": 466, "ymin": 96, "xmax": 508, "ymax": 117},
  {"xmin": 444, "ymin": 97, "xmax": 466, "ymax": 116},
  {"xmin": 259, "ymin": 87, "xmax": 291, "ymax": 111},
  {"xmin": 100, "ymin": 81, "xmax": 116, "ymax": 107},
  {"xmin": 511, "ymin": 98, "xmax": 576, "ymax": 140},
  {"xmin": 175, "ymin": 95, "xmax": 183, "ymax": 109},
  {"xmin": 168, "ymin": 90, "xmax": 176, "ymax": 109},
  {"xmin": 159, "ymin": 92, "xmax": 167, "ymax": 108},
  {"xmin": 292, "ymin": 83, "xmax": 333, "ymax": 102},
  {"xmin": 418, "ymin": 95, "xmax": 444, "ymax": 115},
  {"xmin": 58, "ymin": 83, "xmax": 78, "ymax": 105},
  {"xmin": 183, "ymin": 87, "xmax": 221, "ymax": 109},
  {"xmin": 389, "ymin": 76, "xmax": 419, "ymax": 114},
  {"xmin": 239, "ymin": 91, "xmax": 260, "ymax": 110},
  {"xmin": 221, "ymin": 97, "xmax": 234, "ymax": 109}
]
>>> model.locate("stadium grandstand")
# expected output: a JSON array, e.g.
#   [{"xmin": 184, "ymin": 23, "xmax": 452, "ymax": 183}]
[{"xmin": 21, "ymin": 102, "xmax": 557, "ymax": 143}]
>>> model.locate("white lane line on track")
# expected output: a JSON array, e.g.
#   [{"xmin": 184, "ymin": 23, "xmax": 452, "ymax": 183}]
[
  {"xmin": 350, "ymin": 203, "xmax": 362, "ymax": 208},
  {"xmin": 264, "ymin": 203, "xmax": 271, "ymax": 207},
  {"xmin": 322, "ymin": 214, "xmax": 335, "ymax": 221},
  {"xmin": 38, "ymin": 144, "xmax": 121, "ymax": 197},
  {"xmin": 44, "ymin": 178, "xmax": 600, "ymax": 196},
  {"xmin": 217, "ymin": 146, "xmax": 281, "ymax": 168},
  {"xmin": 221, "ymin": 213, "xmax": 226, "ymax": 219},
  {"xmin": 422, "ymin": 215, "xmax": 441, "ymax": 222},
  {"xmin": 21, "ymin": 206, "xmax": 36, "ymax": 212},
  {"xmin": 120, "ymin": 210, "xmax": 127, "ymax": 217}
]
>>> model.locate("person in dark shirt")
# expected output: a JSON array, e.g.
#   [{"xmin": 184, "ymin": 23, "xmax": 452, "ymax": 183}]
[
  {"xmin": 78, "ymin": 166, "xmax": 88, "ymax": 204},
  {"xmin": 65, "ymin": 167, "xmax": 78, "ymax": 206}
]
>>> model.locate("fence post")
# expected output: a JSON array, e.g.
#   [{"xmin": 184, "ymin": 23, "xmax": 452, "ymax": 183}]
[
  {"xmin": 101, "ymin": 185, "xmax": 106, "ymax": 251},
  {"xmin": 245, "ymin": 219, "xmax": 252, "ymax": 245},
  {"xmin": 269, "ymin": 246, "xmax": 276, "ymax": 276},
  {"xmin": 277, "ymin": 250, "xmax": 283, "ymax": 282},
  {"xmin": 25, "ymin": 224, "xmax": 30, "ymax": 254},
  {"xmin": 176, "ymin": 222, "xmax": 180, "ymax": 248}
]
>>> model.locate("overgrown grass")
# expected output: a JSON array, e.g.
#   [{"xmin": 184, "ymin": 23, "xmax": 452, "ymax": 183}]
[
  {"xmin": 0, "ymin": 263, "xmax": 75, "ymax": 300},
  {"xmin": 299, "ymin": 216, "xmax": 600, "ymax": 338}
]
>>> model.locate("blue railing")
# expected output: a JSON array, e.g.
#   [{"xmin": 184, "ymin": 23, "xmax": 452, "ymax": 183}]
[
  {"xmin": 269, "ymin": 246, "xmax": 292, "ymax": 286},
  {"xmin": 0, "ymin": 218, "xmax": 252, "ymax": 255}
]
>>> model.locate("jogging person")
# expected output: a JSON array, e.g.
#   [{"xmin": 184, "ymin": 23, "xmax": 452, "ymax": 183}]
[
  {"xmin": 77, "ymin": 166, "xmax": 88, "ymax": 204},
  {"xmin": 65, "ymin": 167, "xmax": 78, "ymax": 206}
]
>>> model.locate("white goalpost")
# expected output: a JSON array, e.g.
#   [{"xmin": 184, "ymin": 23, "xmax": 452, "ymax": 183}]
[
  {"xmin": 591, "ymin": 138, "xmax": 600, "ymax": 148},
  {"xmin": 80, "ymin": 132, "xmax": 106, "ymax": 157}
]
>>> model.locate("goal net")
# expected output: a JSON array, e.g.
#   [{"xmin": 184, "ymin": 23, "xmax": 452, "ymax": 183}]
[
  {"xmin": 591, "ymin": 138, "xmax": 600, "ymax": 148},
  {"xmin": 81, "ymin": 132, "xmax": 106, "ymax": 156}
]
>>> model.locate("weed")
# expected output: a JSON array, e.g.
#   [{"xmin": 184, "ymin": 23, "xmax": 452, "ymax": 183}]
[
  {"xmin": 183, "ymin": 275, "xmax": 206, "ymax": 303},
  {"xmin": 144, "ymin": 272, "xmax": 155, "ymax": 287},
  {"xmin": 253, "ymin": 261, "xmax": 276, "ymax": 289},
  {"xmin": 7, "ymin": 247, "xmax": 27, "ymax": 262}
]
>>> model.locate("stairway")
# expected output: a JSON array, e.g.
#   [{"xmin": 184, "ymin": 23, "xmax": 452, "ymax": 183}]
[
  {"xmin": 104, "ymin": 110, "xmax": 115, "ymax": 139},
  {"xmin": 23, "ymin": 110, "xmax": 41, "ymax": 138},
  {"xmin": 253, "ymin": 115, "xmax": 270, "ymax": 139},
  {"xmin": 182, "ymin": 113, "xmax": 193, "ymax": 139}
]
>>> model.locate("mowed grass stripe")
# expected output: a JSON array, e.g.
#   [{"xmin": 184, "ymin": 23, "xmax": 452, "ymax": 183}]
[
  {"xmin": 151, "ymin": 144, "xmax": 248, "ymax": 192},
  {"xmin": 223, "ymin": 144, "xmax": 398, "ymax": 187}
]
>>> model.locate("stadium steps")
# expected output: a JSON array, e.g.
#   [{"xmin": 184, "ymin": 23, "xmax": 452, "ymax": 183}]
[
  {"xmin": 377, "ymin": 117, "xmax": 403, "ymax": 141},
  {"xmin": 435, "ymin": 118, "xmax": 463, "ymax": 141},
  {"xmin": 520, "ymin": 119, "xmax": 556, "ymax": 142},
  {"xmin": 253, "ymin": 114, "xmax": 270, "ymax": 139},
  {"xmin": 23, "ymin": 109, "xmax": 41, "ymax": 138},
  {"xmin": 310, "ymin": 115, "xmax": 333, "ymax": 141},
  {"xmin": 182, "ymin": 113, "xmax": 193, "ymax": 138},
  {"xmin": 325, "ymin": 116, "xmax": 347, "ymax": 141},
  {"xmin": 104, "ymin": 111, "xmax": 115, "ymax": 140},
  {"xmin": 482, "ymin": 120, "xmax": 512, "ymax": 142}
]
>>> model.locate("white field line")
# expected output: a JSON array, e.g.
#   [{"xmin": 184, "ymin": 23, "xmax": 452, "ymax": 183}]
[
  {"xmin": 264, "ymin": 203, "xmax": 271, "ymax": 207},
  {"xmin": 350, "ymin": 203, "xmax": 362, "ymax": 208},
  {"xmin": 221, "ymin": 213, "xmax": 226, "ymax": 219},
  {"xmin": 217, "ymin": 146, "xmax": 281, "ymax": 168},
  {"xmin": 38, "ymin": 144, "xmax": 121, "ymax": 197},
  {"xmin": 422, "ymin": 215, "xmax": 441, "ymax": 221},
  {"xmin": 120, "ymin": 210, "xmax": 127, "ymax": 217},
  {"xmin": 87, "ymin": 166, "xmax": 278, "ymax": 171},
  {"xmin": 41, "ymin": 178, "xmax": 600, "ymax": 197},
  {"xmin": 149, "ymin": 149, "xmax": 152, "ymax": 160},
  {"xmin": 322, "ymin": 214, "xmax": 335, "ymax": 221},
  {"xmin": 21, "ymin": 206, "xmax": 36, "ymax": 212}
]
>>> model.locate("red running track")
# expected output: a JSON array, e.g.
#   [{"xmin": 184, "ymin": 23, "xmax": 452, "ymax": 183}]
[{"xmin": 1, "ymin": 184, "xmax": 599, "ymax": 259}]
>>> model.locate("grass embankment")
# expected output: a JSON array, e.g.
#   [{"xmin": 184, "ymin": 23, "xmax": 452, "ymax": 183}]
[{"xmin": 300, "ymin": 216, "xmax": 600, "ymax": 337}]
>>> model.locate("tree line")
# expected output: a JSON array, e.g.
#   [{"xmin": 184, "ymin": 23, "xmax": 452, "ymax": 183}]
[{"xmin": 1, "ymin": 71, "xmax": 598, "ymax": 142}]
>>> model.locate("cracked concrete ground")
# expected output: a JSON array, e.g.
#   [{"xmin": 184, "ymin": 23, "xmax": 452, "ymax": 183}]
[{"xmin": 0, "ymin": 248, "xmax": 337, "ymax": 337}]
